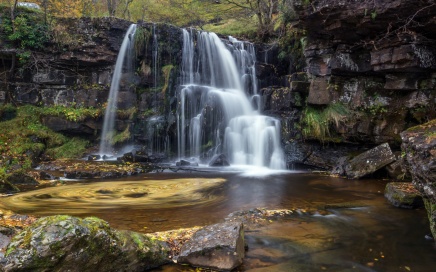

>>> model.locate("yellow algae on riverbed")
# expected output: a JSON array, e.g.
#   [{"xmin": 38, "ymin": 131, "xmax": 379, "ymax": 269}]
[{"xmin": 0, "ymin": 178, "xmax": 226, "ymax": 215}]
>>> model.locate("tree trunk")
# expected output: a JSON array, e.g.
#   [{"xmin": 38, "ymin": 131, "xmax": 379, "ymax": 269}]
[{"xmin": 107, "ymin": 0, "xmax": 117, "ymax": 17}]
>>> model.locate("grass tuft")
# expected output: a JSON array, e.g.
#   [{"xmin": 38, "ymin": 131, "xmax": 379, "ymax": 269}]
[{"xmin": 302, "ymin": 103, "xmax": 349, "ymax": 142}]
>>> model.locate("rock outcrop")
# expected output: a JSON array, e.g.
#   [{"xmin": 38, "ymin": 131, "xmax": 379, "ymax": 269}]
[
  {"xmin": 294, "ymin": 0, "xmax": 436, "ymax": 142},
  {"xmin": 2, "ymin": 215, "xmax": 171, "ymax": 272},
  {"xmin": 401, "ymin": 119, "xmax": 436, "ymax": 236},
  {"xmin": 178, "ymin": 222, "xmax": 245, "ymax": 271},
  {"xmin": 277, "ymin": 0, "xmax": 436, "ymax": 169}
]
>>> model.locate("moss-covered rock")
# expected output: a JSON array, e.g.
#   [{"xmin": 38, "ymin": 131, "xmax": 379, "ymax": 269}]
[
  {"xmin": 384, "ymin": 182, "xmax": 423, "ymax": 209},
  {"xmin": 3, "ymin": 215, "xmax": 170, "ymax": 272},
  {"xmin": 401, "ymin": 119, "xmax": 436, "ymax": 237},
  {"xmin": 0, "ymin": 180, "xmax": 19, "ymax": 194}
]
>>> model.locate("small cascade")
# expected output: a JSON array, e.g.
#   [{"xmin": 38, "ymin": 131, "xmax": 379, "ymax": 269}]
[
  {"xmin": 177, "ymin": 29, "xmax": 285, "ymax": 169},
  {"xmin": 146, "ymin": 23, "xmax": 165, "ymax": 155},
  {"xmin": 99, "ymin": 24, "xmax": 137, "ymax": 155},
  {"xmin": 229, "ymin": 36, "xmax": 258, "ymax": 97}
]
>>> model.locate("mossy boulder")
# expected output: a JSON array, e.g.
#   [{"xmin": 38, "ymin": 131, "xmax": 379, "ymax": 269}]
[
  {"xmin": 0, "ymin": 180, "xmax": 19, "ymax": 194},
  {"xmin": 5, "ymin": 171, "xmax": 39, "ymax": 186},
  {"xmin": 2, "ymin": 215, "xmax": 170, "ymax": 272},
  {"xmin": 401, "ymin": 119, "xmax": 436, "ymax": 237},
  {"xmin": 384, "ymin": 182, "xmax": 423, "ymax": 209}
]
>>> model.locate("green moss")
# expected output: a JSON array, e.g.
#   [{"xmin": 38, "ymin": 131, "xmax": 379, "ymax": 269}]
[
  {"xmin": 423, "ymin": 199, "xmax": 436, "ymax": 239},
  {"xmin": 45, "ymin": 137, "xmax": 90, "ymax": 159},
  {"xmin": 0, "ymin": 105, "xmax": 97, "ymax": 173},
  {"xmin": 117, "ymin": 107, "xmax": 137, "ymax": 120},
  {"xmin": 406, "ymin": 119, "xmax": 436, "ymax": 133},
  {"xmin": 0, "ymin": 104, "xmax": 17, "ymax": 121},
  {"xmin": 111, "ymin": 125, "xmax": 131, "ymax": 145},
  {"xmin": 161, "ymin": 65, "xmax": 174, "ymax": 94},
  {"xmin": 134, "ymin": 26, "xmax": 151, "ymax": 55},
  {"xmin": 41, "ymin": 105, "xmax": 102, "ymax": 122}
]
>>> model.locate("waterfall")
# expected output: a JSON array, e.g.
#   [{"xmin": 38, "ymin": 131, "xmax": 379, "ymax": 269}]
[
  {"xmin": 177, "ymin": 29, "xmax": 285, "ymax": 169},
  {"xmin": 99, "ymin": 24, "xmax": 137, "ymax": 155}
]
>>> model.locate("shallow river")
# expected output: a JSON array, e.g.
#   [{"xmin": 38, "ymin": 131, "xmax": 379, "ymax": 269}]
[{"xmin": 1, "ymin": 170, "xmax": 434, "ymax": 271}]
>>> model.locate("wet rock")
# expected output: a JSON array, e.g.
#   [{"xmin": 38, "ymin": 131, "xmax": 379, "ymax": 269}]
[
  {"xmin": 3, "ymin": 215, "xmax": 170, "ymax": 272},
  {"xmin": 307, "ymin": 77, "xmax": 335, "ymax": 105},
  {"xmin": 119, "ymin": 150, "xmax": 154, "ymax": 163},
  {"xmin": 176, "ymin": 160, "xmax": 192, "ymax": 166},
  {"xmin": 87, "ymin": 155, "xmax": 101, "ymax": 161},
  {"xmin": 6, "ymin": 172, "xmax": 39, "ymax": 186},
  {"xmin": 38, "ymin": 171, "xmax": 56, "ymax": 180},
  {"xmin": 385, "ymin": 153, "xmax": 410, "ymax": 180},
  {"xmin": 41, "ymin": 116, "xmax": 95, "ymax": 135},
  {"xmin": 330, "ymin": 156, "xmax": 350, "ymax": 176},
  {"xmin": 261, "ymin": 87, "xmax": 303, "ymax": 112},
  {"xmin": 344, "ymin": 143, "xmax": 396, "ymax": 179},
  {"xmin": 178, "ymin": 222, "xmax": 245, "ymax": 271},
  {"xmin": 0, "ymin": 181, "xmax": 19, "ymax": 194},
  {"xmin": 64, "ymin": 171, "xmax": 97, "ymax": 179},
  {"xmin": 209, "ymin": 154, "xmax": 230, "ymax": 167},
  {"xmin": 401, "ymin": 119, "xmax": 436, "ymax": 237},
  {"xmin": 385, "ymin": 182, "xmax": 423, "ymax": 209}
]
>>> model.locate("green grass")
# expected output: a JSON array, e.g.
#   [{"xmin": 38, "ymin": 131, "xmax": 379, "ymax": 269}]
[
  {"xmin": 42, "ymin": 105, "xmax": 102, "ymax": 122},
  {"xmin": 203, "ymin": 18, "xmax": 258, "ymax": 39},
  {"xmin": 302, "ymin": 103, "xmax": 349, "ymax": 142}
]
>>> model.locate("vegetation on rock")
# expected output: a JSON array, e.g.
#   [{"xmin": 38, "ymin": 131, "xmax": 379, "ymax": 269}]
[
  {"xmin": 301, "ymin": 103, "xmax": 349, "ymax": 142},
  {"xmin": 0, "ymin": 104, "xmax": 98, "ymax": 183}
]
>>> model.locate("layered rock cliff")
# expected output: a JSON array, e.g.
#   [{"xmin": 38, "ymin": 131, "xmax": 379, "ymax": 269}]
[{"xmin": 272, "ymin": 0, "xmax": 436, "ymax": 170}]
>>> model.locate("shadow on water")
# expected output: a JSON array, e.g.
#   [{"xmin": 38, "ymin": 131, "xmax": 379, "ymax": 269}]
[{"xmin": 0, "ymin": 171, "xmax": 434, "ymax": 271}]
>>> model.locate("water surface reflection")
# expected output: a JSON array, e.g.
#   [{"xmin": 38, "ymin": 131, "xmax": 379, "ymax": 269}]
[{"xmin": 0, "ymin": 172, "xmax": 433, "ymax": 271}]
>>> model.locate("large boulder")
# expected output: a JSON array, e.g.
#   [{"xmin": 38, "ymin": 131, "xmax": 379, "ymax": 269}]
[
  {"xmin": 177, "ymin": 222, "xmax": 245, "ymax": 271},
  {"xmin": 344, "ymin": 143, "xmax": 396, "ymax": 179},
  {"xmin": 2, "ymin": 215, "xmax": 170, "ymax": 272},
  {"xmin": 384, "ymin": 182, "xmax": 423, "ymax": 209},
  {"xmin": 401, "ymin": 119, "xmax": 436, "ymax": 237}
]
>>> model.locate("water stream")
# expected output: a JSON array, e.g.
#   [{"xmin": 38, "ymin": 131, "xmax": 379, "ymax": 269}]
[
  {"xmin": 99, "ymin": 24, "xmax": 137, "ymax": 155},
  {"xmin": 0, "ymin": 172, "xmax": 433, "ymax": 271}
]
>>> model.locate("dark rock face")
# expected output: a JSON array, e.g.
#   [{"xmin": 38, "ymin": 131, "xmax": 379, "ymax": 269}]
[
  {"xmin": 209, "ymin": 154, "xmax": 230, "ymax": 167},
  {"xmin": 41, "ymin": 116, "xmax": 98, "ymax": 135},
  {"xmin": 290, "ymin": 0, "xmax": 436, "ymax": 146},
  {"xmin": 2, "ymin": 215, "xmax": 171, "ymax": 272},
  {"xmin": 178, "ymin": 222, "xmax": 245, "ymax": 271},
  {"xmin": 401, "ymin": 119, "xmax": 436, "ymax": 236},
  {"xmin": 385, "ymin": 182, "xmax": 423, "ymax": 209},
  {"xmin": 344, "ymin": 143, "xmax": 396, "ymax": 179}
]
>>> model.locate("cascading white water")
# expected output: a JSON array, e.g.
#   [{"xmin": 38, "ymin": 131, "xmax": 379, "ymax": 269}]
[
  {"xmin": 178, "ymin": 29, "xmax": 285, "ymax": 169},
  {"xmin": 99, "ymin": 24, "xmax": 137, "ymax": 155}
]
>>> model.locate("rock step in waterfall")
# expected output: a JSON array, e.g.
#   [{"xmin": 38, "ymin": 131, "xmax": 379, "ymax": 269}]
[
  {"xmin": 177, "ymin": 29, "xmax": 285, "ymax": 169},
  {"xmin": 98, "ymin": 25, "xmax": 285, "ymax": 169}
]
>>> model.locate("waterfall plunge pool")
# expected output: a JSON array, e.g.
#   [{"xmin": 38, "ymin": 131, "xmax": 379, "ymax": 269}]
[{"xmin": 0, "ymin": 172, "xmax": 433, "ymax": 271}]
